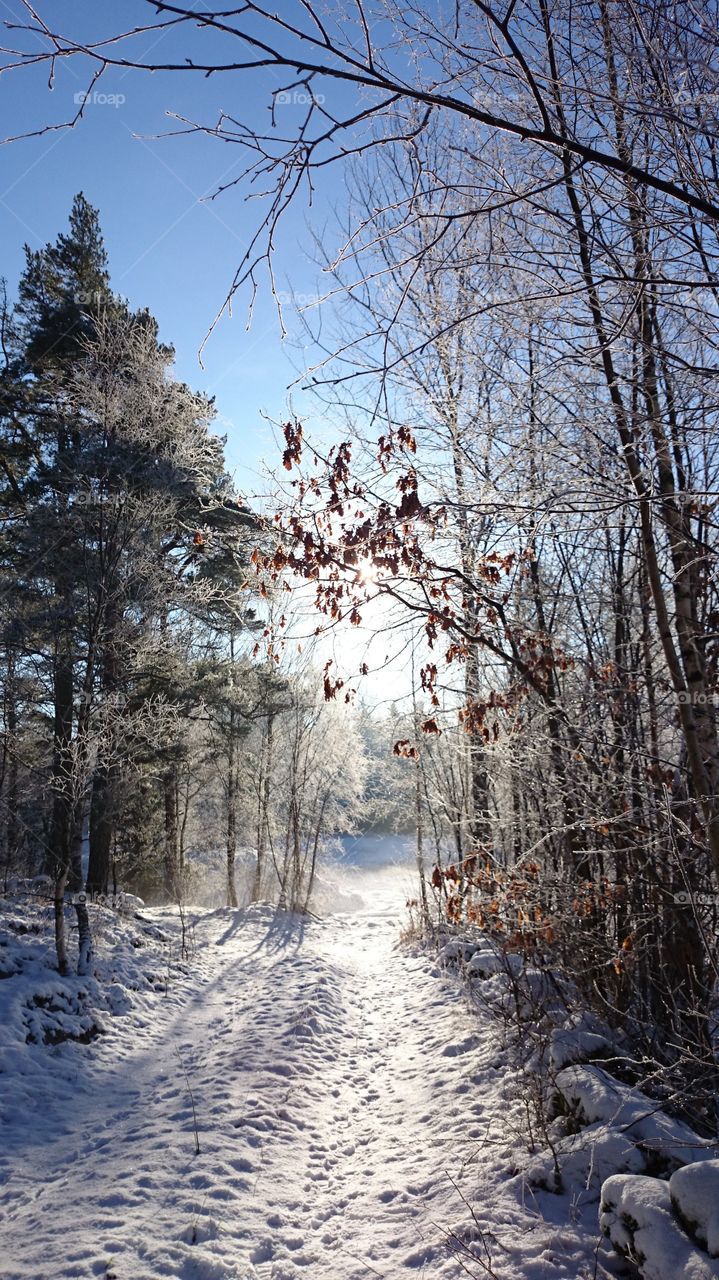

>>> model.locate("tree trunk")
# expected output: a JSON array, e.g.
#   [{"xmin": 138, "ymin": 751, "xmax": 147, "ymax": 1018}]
[
  {"xmin": 415, "ymin": 749, "xmax": 430, "ymax": 926},
  {"xmin": 163, "ymin": 764, "xmax": 180, "ymax": 900},
  {"xmin": 4, "ymin": 646, "xmax": 19, "ymax": 881},
  {"xmin": 226, "ymin": 726, "xmax": 238, "ymax": 909},
  {"xmin": 47, "ymin": 636, "xmax": 75, "ymax": 970},
  {"xmin": 226, "ymin": 633, "xmax": 239, "ymax": 908},
  {"xmin": 541, "ymin": 0, "xmax": 719, "ymax": 875},
  {"xmin": 54, "ymin": 868, "xmax": 69, "ymax": 977},
  {"xmin": 445, "ymin": 389, "xmax": 492, "ymax": 850},
  {"xmin": 465, "ymin": 642, "xmax": 491, "ymax": 849},
  {"xmin": 87, "ymin": 762, "xmax": 116, "ymax": 895},
  {"xmin": 253, "ymin": 711, "xmax": 274, "ymax": 902},
  {"xmin": 75, "ymin": 899, "xmax": 93, "ymax": 976}
]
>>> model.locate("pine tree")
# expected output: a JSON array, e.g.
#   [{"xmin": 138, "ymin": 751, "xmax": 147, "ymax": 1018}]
[
  {"xmin": 1, "ymin": 196, "xmax": 262, "ymax": 966},
  {"xmin": 17, "ymin": 191, "xmax": 111, "ymax": 373}
]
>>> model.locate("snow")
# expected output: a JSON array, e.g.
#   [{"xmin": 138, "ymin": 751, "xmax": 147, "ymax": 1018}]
[
  {"xmin": 671, "ymin": 1161, "xmax": 719, "ymax": 1257},
  {"xmin": 0, "ymin": 868, "xmax": 614, "ymax": 1280},
  {"xmin": 438, "ymin": 937, "xmax": 486, "ymax": 964},
  {"xmin": 467, "ymin": 948, "xmax": 524, "ymax": 979},
  {"xmin": 526, "ymin": 1120, "xmax": 647, "ymax": 1195},
  {"xmin": 555, "ymin": 1064, "xmax": 717, "ymax": 1172},
  {"xmin": 600, "ymin": 1174, "xmax": 719, "ymax": 1280},
  {"xmin": 549, "ymin": 1026, "xmax": 614, "ymax": 1071}
]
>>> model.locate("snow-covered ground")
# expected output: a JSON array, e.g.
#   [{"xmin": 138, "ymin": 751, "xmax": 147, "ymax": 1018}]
[{"xmin": 1, "ymin": 866, "xmax": 613, "ymax": 1280}]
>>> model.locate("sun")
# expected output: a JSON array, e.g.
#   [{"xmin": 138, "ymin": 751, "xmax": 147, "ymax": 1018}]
[{"xmin": 356, "ymin": 556, "xmax": 380, "ymax": 586}]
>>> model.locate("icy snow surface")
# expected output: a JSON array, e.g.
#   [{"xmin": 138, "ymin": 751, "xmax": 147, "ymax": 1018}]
[{"xmin": 1, "ymin": 864, "xmax": 609, "ymax": 1279}]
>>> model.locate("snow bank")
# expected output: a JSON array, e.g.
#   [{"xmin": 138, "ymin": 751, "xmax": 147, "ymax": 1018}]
[
  {"xmin": 555, "ymin": 1064, "xmax": 716, "ymax": 1172},
  {"xmin": 549, "ymin": 1025, "xmax": 614, "ymax": 1070},
  {"xmin": 0, "ymin": 907, "xmax": 103, "ymax": 1064},
  {"xmin": 601, "ymin": 1174, "xmax": 719, "ymax": 1280},
  {"xmin": 117, "ymin": 891, "xmax": 145, "ymax": 914},
  {"xmin": 437, "ymin": 938, "xmax": 533, "ymax": 978},
  {"xmin": 467, "ymin": 948, "xmax": 524, "ymax": 978},
  {"xmin": 433, "ymin": 922, "xmax": 719, "ymax": 1280},
  {"xmin": 5, "ymin": 875, "xmax": 53, "ymax": 894},
  {"xmin": 0, "ymin": 894, "xmax": 186, "ymax": 1071},
  {"xmin": 527, "ymin": 1120, "xmax": 647, "ymax": 1194},
  {"xmin": 671, "ymin": 1162, "xmax": 719, "ymax": 1257},
  {"xmin": 438, "ymin": 937, "xmax": 485, "ymax": 964}
]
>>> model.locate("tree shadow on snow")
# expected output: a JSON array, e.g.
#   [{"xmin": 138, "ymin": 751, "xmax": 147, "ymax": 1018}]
[{"xmin": 215, "ymin": 905, "xmax": 311, "ymax": 957}]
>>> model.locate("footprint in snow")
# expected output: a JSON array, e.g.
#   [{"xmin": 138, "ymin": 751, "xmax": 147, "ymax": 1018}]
[
  {"xmin": 442, "ymin": 1034, "xmax": 479, "ymax": 1057},
  {"xmin": 250, "ymin": 1240, "xmax": 273, "ymax": 1264}
]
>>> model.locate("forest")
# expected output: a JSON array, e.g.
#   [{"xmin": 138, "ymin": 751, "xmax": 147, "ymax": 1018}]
[
  {"xmin": 1, "ymin": 3, "xmax": 719, "ymax": 1280},
  {"xmin": 0, "ymin": 195, "xmax": 418, "ymax": 933}
]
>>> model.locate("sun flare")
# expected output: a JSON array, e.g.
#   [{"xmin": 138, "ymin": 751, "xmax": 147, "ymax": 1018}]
[{"xmin": 356, "ymin": 556, "xmax": 380, "ymax": 586}]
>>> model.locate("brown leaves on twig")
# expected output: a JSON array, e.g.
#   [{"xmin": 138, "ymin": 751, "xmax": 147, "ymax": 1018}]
[
  {"xmin": 322, "ymin": 659, "xmax": 344, "ymax": 701},
  {"xmin": 282, "ymin": 420, "xmax": 303, "ymax": 471}
]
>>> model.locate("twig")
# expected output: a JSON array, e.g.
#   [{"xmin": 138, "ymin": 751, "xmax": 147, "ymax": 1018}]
[{"xmin": 175, "ymin": 1046, "xmax": 201, "ymax": 1155}]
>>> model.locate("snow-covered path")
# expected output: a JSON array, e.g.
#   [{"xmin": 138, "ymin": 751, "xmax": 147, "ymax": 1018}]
[{"xmin": 1, "ymin": 873, "xmax": 601, "ymax": 1280}]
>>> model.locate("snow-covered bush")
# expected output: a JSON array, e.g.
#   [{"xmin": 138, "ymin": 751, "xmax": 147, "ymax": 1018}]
[
  {"xmin": 600, "ymin": 1174, "xmax": 719, "ymax": 1280},
  {"xmin": 437, "ymin": 938, "xmax": 486, "ymax": 965},
  {"xmin": 0, "ymin": 894, "xmax": 186, "ymax": 1067},
  {"xmin": 526, "ymin": 1120, "xmax": 646, "ymax": 1193},
  {"xmin": 548, "ymin": 1025, "xmax": 614, "ymax": 1070},
  {"xmin": 554, "ymin": 1064, "xmax": 716, "ymax": 1174},
  {"xmin": 670, "ymin": 1162, "xmax": 719, "ymax": 1258},
  {"xmin": 466, "ymin": 948, "xmax": 524, "ymax": 979}
]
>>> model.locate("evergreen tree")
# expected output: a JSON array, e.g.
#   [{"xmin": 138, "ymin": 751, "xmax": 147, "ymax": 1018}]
[
  {"xmin": 17, "ymin": 191, "xmax": 111, "ymax": 372},
  {"xmin": 0, "ymin": 197, "xmax": 261, "ymax": 968}
]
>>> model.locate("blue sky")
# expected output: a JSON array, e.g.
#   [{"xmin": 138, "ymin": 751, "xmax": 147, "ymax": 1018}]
[
  {"xmin": 0, "ymin": 2, "xmax": 421, "ymax": 704},
  {"xmin": 0, "ymin": 0, "xmax": 345, "ymax": 499}
]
